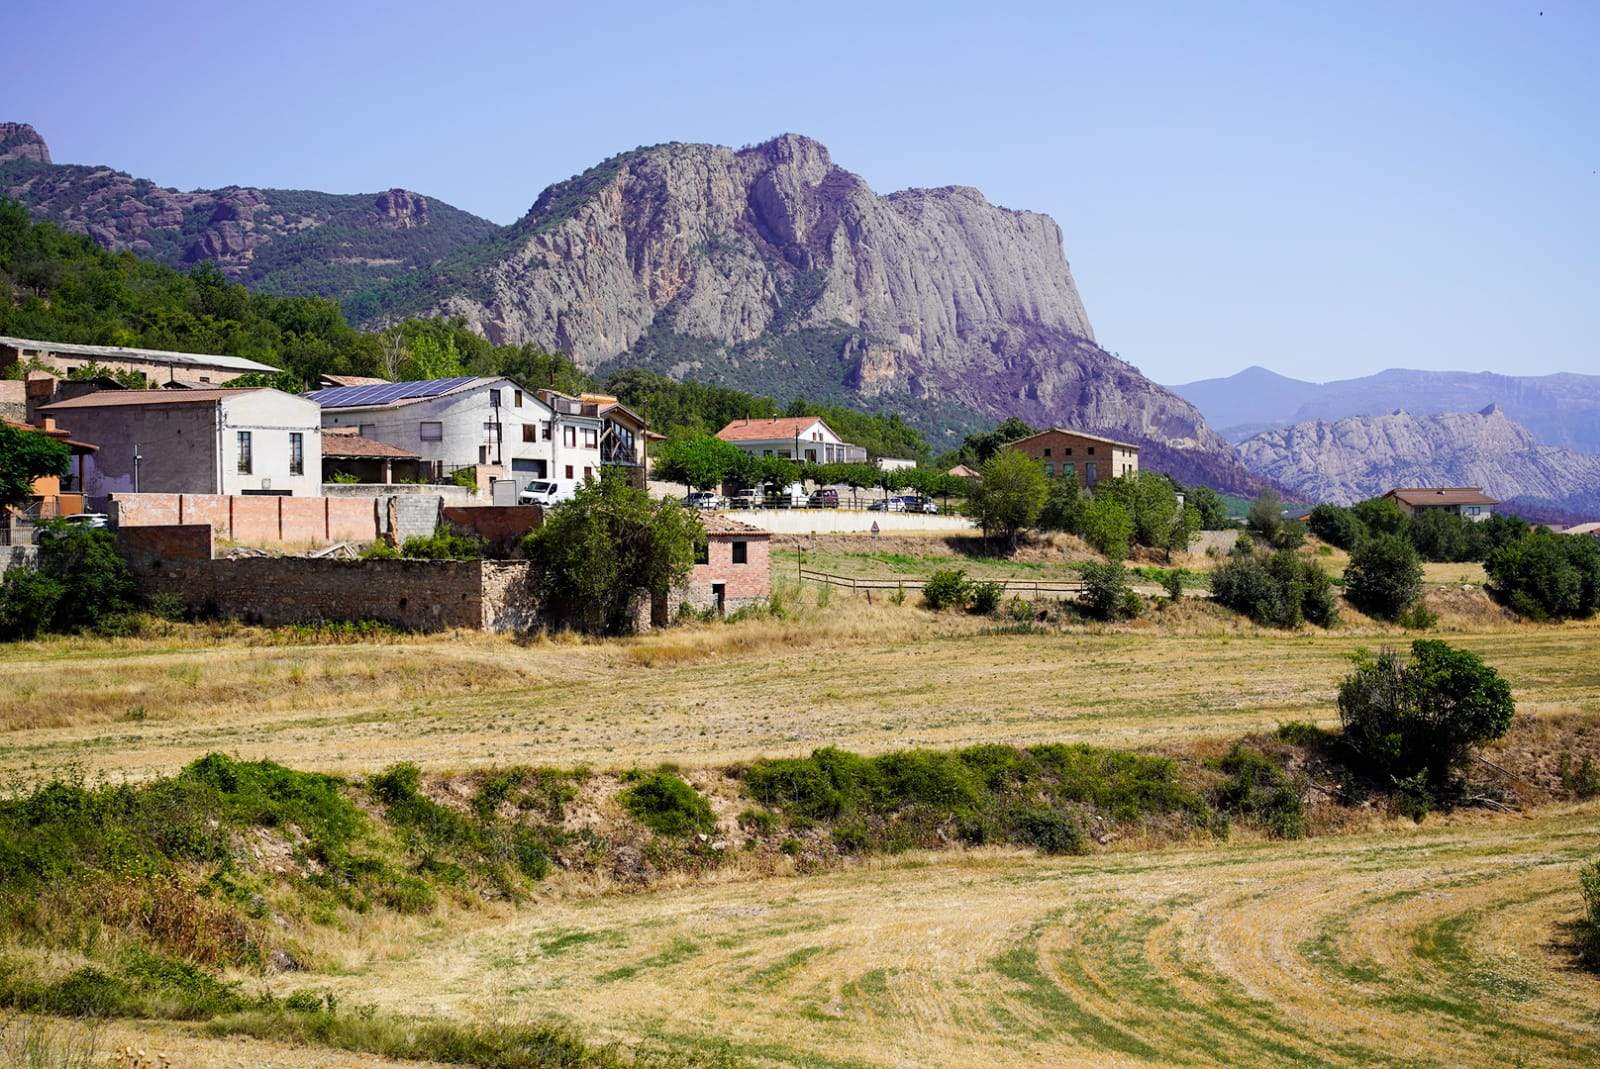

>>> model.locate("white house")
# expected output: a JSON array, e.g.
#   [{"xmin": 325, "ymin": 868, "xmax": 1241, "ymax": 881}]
[
  {"xmin": 1381, "ymin": 487, "xmax": 1498, "ymax": 522},
  {"xmin": 306, "ymin": 377, "xmax": 613, "ymax": 490},
  {"xmin": 714, "ymin": 417, "xmax": 865, "ymax": 465},
  {"xmin": 39, "ymin": 388, "xmax": 324, "ymax": 498}
]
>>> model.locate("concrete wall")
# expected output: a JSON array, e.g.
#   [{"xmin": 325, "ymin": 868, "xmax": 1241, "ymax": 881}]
[
  {"xmin": 217, "ymin": 390, "xmax": 323, "ymax": 497},
  {"xmin": 322, "ymin": 482, "xmax": 475, "ymax": 504},
  {"xmin": 117, "ymin": 524, "xmax": 536, "ymax": 632},
  {"xmin": 724, "ymin": 509, "xmax": 977, "ymax": 535},
  {"xmin": 0, "ymin": 379, "xmax": 24, "ymax": 423},
  {"xmin": 0, "ymin": 345, "xmax": 259, "ymax": 387}
]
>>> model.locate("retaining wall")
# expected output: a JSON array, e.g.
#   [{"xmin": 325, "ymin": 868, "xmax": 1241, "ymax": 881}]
[{"xmin": 723, "ymin": 509, "xmax": 977, "ymax": 535}]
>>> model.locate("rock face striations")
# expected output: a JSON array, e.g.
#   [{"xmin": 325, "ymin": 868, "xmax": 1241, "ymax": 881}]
[
  {"xmin": 1237, "ymin": 406, "xmax": 1600, "ymax": 519},
  {"xmin": 0, "ymin": 124, "xmax": 499, "ymax": 304},
  {"xmin": 395, "ymin": 134, "xmax": 1251, "ymax": 486}
]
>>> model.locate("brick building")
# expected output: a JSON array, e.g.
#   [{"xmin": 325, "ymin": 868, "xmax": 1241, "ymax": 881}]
[
  {"xmin": 667, "ymin": 513, "xmax": 771, "ymax": 617},
  {"xmin": 1006, "ymin": 427, "xmax": 1140, "ymax": 487}
]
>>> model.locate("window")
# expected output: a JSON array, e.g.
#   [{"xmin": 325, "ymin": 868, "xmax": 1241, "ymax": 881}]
[
  {"xmin": 420, "ymin": 421, "xmax": 443, "ymax": 441},
  {"xmin": 541, "ymin": 421, "xmax": 551, "ymax": 441},
  {"xmin": 732, "ymin": 540, "xmax": 748, "ymax": 565},
  {"xmin": 1043, "ymin": 447, "xmax": 1052, "ymax": 457},
  {"xmin": 563, "ymin": 426, "xmax": 576, "ymax": 447},
  {"xmin": 237, "ymin": 431, "xmax": 252, "ymax": 474},
  {"xmin": 289, "ymin": 432, "xmax": 303, "ymax": 475},
  {"xmin": 490, "ymin": 389, "xmax": 501, "ymax": 408},
  {"xmin": 582, "ymin": 427, "xmax": 598, "ymax": 448},
  {"xmin": 523, "ymin": 424, "xmax": 537, "ymax": 442},
  {"xmin": 479, "ymin": 446, "xmax": 488, "ymax": 464},
  {"xmin": 199, "ymin": 376, "xmax": 211, "ymax": 383},
  {"xmin": 564, "ymin": 465, "xmax": 574, "ymax": 479},
  {"xmin": 763, "ymin": 449, "xmax": 773, "ymax": 457},
  {"xmin": 483, "ymin": 421, "xmax": 502, "ymax": 442},
  {"xmin": 514, "ymin": 390, "xmax": 523, "ymax": 408},
  {"xmin": 1086, "ymin": 462, "xmax": 1097, "ymax": 486},
  {"xmin": 1065, "ymin": 447, "xmax": 1073, "ymax": 456},
  {"xmin": 1062, "ymin": 463, "xmax": 1075, "ymax": 483},
  {"xmin": 1045, "ymin": 462, "xmax": 1054, "ymax": 477},
  {"xmin": 583, "ymin": 466, "xmax": 593, "ymax": 480},
  {"xmin": 694, "ymin": 541, "xmax": 709, "ymax": 565},
  {"xmin": 1088, "ymin": 446, "xmax": 1096, "ymax": 455}
]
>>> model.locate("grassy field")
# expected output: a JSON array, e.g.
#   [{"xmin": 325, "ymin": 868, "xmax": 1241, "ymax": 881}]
[
  {"xmin": 1, "ymin": 594, "xmax": 1593, "ymax": 782},
  {"xmin": 80, "ymin": 804, "xmax": 1600, "ymax": 1069}
]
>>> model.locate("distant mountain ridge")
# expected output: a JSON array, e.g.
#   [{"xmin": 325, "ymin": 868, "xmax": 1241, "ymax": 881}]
[
  {"xmin": 1236, "ymin": 405, "xmax": 1600, "ymax": 520},
  {"xmin": 1171, "ymin": 364, "xmax": 1600, "ymax": 453},
  {"xmin": 0, "ymin": 122, "xmax": 502, "ymax": 304}
]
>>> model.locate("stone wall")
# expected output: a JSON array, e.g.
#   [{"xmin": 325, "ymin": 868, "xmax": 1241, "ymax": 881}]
[
  {"xmin": 442, "ymin": 505, "xmax": 542, "ymax": 555},
  {"xmin": 117, "ymin": 524, "xmax": 536, "ymax": 633},
  {"xmin": 0, "ymin": 379, "xmax": 23, "ymax": 423},
  {"xmin": 0, "ymin": 545, "xmax": 37, "ymax": 577}
]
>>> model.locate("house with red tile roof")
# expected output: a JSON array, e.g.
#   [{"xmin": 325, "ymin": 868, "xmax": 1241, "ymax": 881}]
[{"xmin": 714, "ymin": 417, "xmax": 864, "ymax": 465}]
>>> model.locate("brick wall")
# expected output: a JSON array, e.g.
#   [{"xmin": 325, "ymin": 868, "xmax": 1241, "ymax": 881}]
[
  {"xmin": 117, "ymin": 524, "xmax": 214, "ymax": 567},
  {"xmin": 684, "ymin": 532, "xmax": 771, "ymax": 611},
  {"xmin": 110, "ymin": 492, "xmax": 385, "ymax": 547},
  {"xmin": 441, "ymin": 505, "xmax": 542, "ymax": 555}
]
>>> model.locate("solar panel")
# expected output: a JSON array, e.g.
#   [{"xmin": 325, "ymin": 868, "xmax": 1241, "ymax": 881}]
[{"xmin": 305, "ymin": 376, "xmax": 481, "ymax": 409}]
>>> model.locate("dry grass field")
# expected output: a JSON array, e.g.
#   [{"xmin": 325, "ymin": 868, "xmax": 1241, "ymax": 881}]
[{"xmin": 1, "ymin": 591, "xmax": 1594, "ymax": 782}]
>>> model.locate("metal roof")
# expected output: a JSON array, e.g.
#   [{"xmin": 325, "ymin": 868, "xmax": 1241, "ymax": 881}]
[
  {"xmin": 303, "ymin": 376, "xmax": 484, "ymax": 410},
  {"xmin": 0, "ymin": 335, "xmax": 278, "ymax": 374},
  {"xmin": 40, "ymin": 388, "xmax": 267, "ymax": 410}
]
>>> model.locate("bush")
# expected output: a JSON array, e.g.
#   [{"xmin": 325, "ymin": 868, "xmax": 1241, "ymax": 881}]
[
  {"xmin": 147, "ymin": 592, "xmax": 188, "ymax": 622},
  {"xmin": 1210, "ymin": 745, "xmax": 1305, "ymax": 839},
  {"xmin": 1011, "ymin": 807, "xmax": 1086, "ymax": 855},
  {"xmin": 1397, "ymin": 603, "xmax": 1438, "ymax": 630},
  {"xmin": 1246, "ymin": 490, "xmax": 1284, "ymax": 542},
  {"xmin": 1308, "ymin": 504, "xmax": 1365, "ymax": 550},
  {"xmin": 1344, "ymin": 534, "xmax": 1423, "ymax": 621},
  {"xmin": 1351, "ymin": 497, "xmax": 1410, "ymax": 538},
  {"xmin": 922, "ymin": 569, "xmax": 972, "ymax": 611},
  {"xmin": 619, "ymin": 769, "xmax": 715, "ymax": 837},
  {"xmin": 1210, "ymin": 550, "xmax": 1336, "ymax": 628},
  {"xmin": 1558, "ymin": 752, "xmax": 1600, "ymax": 800},
  {"xmin": 1337, "ymin": 639, "xmax": 1515, "ymax": 797},
  {"xmin": 969, "ymin": 580, "xmax": 1004, "ymax": 615},
  {"xmin": 0, "ymin": 568, "xmax": 65, "ymax": 641},
  {"xmin": 0, "ymin": 521, "xmax": 135, "ymax": 640},
  {"xmin": 1078, "ymin": 561, "xmax": 1133, "ymax": 621},
  {"xmin": 1078, "ymin": 494, "xmax": 1134, "ymax": 560},
  {"xmin": 399, "ymin": 526, "xmax": 484, "ymax": 560},
  {"xmin": 1484, "ymin": 531, "xmax": 1600, "ymax": 621}
]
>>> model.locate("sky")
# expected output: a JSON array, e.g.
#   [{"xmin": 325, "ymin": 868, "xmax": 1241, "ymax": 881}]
[{"xmin": 8, "ymin": 0, "xmax": 1597, "ymax": 385}]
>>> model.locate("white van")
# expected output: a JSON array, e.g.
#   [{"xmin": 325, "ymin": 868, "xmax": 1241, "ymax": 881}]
[{"xmin": 518, "ymin": 480, "xmax": 575, "ymax": 506}]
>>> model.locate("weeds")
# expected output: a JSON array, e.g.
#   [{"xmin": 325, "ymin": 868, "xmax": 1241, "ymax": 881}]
[
  {"xmin": 619, "ymin": 770, "xmax": 715, "ymax": 837},
  {"xmin": 1209, "ymin": 745, "xmax": 1306, "ymax": 839}
]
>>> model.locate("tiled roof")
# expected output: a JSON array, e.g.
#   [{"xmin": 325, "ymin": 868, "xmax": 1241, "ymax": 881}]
[
  {"xmin": 319, "ymin": 433, "xmax": 418, "ymax": 459},
  {"xmin": 699, "ymin": 513, "xmax": 771, "ymax": 537},
  {"xmin": 947, "ymin": 464, "xmax": 981, "ymax": 478},
  {"xmin": 0, "ymin": 335, "xmax": 278, "ymax": 373},
  {"xmin": 3, "ymin": 418, "xmax": 97, "ymax": 452},
  {"xmin": 1385, "ymin": 487, "xmax": 1498, "ymax": 507},
  {"xmin": 40, "ymin": 388, "xmax": 265, "ymax": 409},
  {"xmin": 320, "ymin": 374, "xmax": 389, "ymax": 388},
  {"xmin": 716, "ymin": 417, "xmax": 827, "ymax": 442},
  {"xmin": 1009, "ymin": 427, "xmax": 1142, "ymax": 451}
]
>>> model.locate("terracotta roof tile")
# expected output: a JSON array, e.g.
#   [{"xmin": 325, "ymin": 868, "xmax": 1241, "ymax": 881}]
[
  {"xmin": 319, "ymin": 433, "xmax": 418, "ymax": 459},
  {"xmin": 1384, "ymin": 487, "xmax": 1498, "ymax": 507},
  {"xmin": 699, "ymin": 513, "xmax": 771, "ymax": 537},
  {"xmin": 715, "ymin": 417, "xmax": 827, "ymax": 442}
]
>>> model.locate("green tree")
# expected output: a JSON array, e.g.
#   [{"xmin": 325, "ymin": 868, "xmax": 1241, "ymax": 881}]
[
  {"xmin": 1351, "ymin": 496, "xmax": 1411, "ymax": 539},
  {"xmin": 966, "ymin": 450, "xmax": 1048, "ymax": 547},
  {"xmin": 1038, "ymin": 478, "xmax": 1087, "ymax": 534},
  {"xmin": 0, "ymin": 519, "xmax": 134, "ymax": 639},
  {"xmin": 1100, "ymin": 472, "xmax": 1180, "ymax": 550},
  {"xmin": 1185, "ymin": 486, "xmax": 1231, "ymax": 531},
  {"xmin": 520, "ymin": 470, "xmax": 702, "ymax": 634},
  {"xmin": 1337, "ymin": 640, "xmax": 1515, "ymax": 796},
  {"xmin": 1307, "ymin": 503, "xmax": 1364, "ymax": 550},
  {"xmin": 1484, "ymin": 530, "xmax": 1600, "ymax": 621},
  {"xmin": 652, "ymin": 435, "xmax": 745, "ymax": 492},
  {"xmin": 1077, "ymin": 494, "xmax": 1134, "ymax": 560},
  {"xmin": 1246, "ymin": 489, "xmax": 1284, "ymax": 542},
  {"xmin": 1344, "ymin": 534, "xmax": 1424, "ymax": 621},
  {"xmin": 954, "ymin": 417, "xmax": 1037, "ymax": 467},
  {"xmin": 0, "ymin": 422, "xmax": 69, "ymax": 510},
  {"xmin": 1079, "ymin": 560, "xmax": 1136, "ymax": 620}
]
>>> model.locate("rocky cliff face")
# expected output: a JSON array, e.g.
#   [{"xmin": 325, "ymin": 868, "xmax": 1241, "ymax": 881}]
[
  {"xmin": 1237, "ymin": 406, "xmax": 1600, "ymax": 517},
  {"xmin": 402, "ymin": 134, "xmax": 1252, "ymax": 487},
  {"xmin": 0, "ymin": 124, "xmax": 499, "ymax": 303}
]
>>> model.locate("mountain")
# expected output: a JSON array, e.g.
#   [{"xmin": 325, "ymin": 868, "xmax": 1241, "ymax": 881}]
[
  {"xmin": 1172, "ymin": 363, "xmax": 1600, "ymax": 453},
  {"xmin": 1235, "ymin": 405, "xmax": 1600, "ymax": 519},
  {"xmin": 0, "ymin": 122, "xmax": 502, "ymax": 304},
  {"xmin": 353, "ymin": 133, "xmax": 1255, "ymax": 487}
]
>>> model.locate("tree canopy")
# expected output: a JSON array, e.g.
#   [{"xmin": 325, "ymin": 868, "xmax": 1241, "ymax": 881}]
[{"xmin": 0, "ymin": 422, "xmax": 69, "ymax": 509}]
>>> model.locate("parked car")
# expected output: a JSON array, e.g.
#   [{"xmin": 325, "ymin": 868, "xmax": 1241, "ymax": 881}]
[
  {"xmin": 899, "ymin": 495, "xmax": 939, "ymax": 514},
  {"xmin": 729, "ymin": 488, "xmax": 763, "ymax": 510},
  {"xmin": 60, "ymin": 512, "xmax": 110, "ymax": 529},
  {"xmin": 684, "ymin": 491, "xmax": 727, "ymax": 510},
  {"xmin": 518, "ymin": 480, "xmax": 575, "ymax": 506},
  {"xmin": 808, "ymin": 488, "xmax": 840, "ymax": 509},
  {"xmin": 768, "ymin": 482, "xmax": 808, "ymax": 509},
  {"xmin": 867, "ymin": 497, "xmax": 906, "ymax": 512}
]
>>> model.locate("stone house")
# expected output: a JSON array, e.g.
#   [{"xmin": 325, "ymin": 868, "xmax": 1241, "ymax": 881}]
[
  {"xmin": 0, "ymin": 335, "xmax": 279, "ymax": 387},
  {"xmin": 1381, "ymin": 487, "xmax": 1498, "ymax": 522},
  {"xmin": 39, "ymin": 388, "xmax": 323, "ymax": 499},
  {"xmin": 715, "ymin": 416, "xmax": 866, "ymax": 465},
  {"xmin": 1006, "ymin": 427, "xmax": 1140, "ymax": 487}
]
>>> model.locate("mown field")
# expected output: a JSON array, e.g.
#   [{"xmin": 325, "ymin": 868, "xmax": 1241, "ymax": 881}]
[
  {"xmin": 4, "ymin": 583, "xmax": 1599, "ymax": 1069},
  {"xmin": 0, "ymin": 590, "xmax": 1592, "ymax": 781}
]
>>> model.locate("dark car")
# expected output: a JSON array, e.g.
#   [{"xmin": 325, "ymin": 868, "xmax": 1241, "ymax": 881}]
[{"xmin": 808, "ymin": 488, "xmax": 840, "ymax": 508}]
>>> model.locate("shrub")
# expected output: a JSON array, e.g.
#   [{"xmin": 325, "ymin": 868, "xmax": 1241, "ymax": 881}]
[
  {"xmin": 1484, "ymin": 531, "xmax": 1600, "ymax": 621},
  {"xmin": 0, "ymin": 568, "xmax": 65, "ymax": 641},
  {"xmin": 1210, "ymin": 551, "xmax": 1336, "ymax": 628},
  {"xmin": 1210, "ymin": 745, "xmax": 1305, "ymax": 839},
  {"xmin": 1271, "ymin": 518, "xmax": 1307, "ymax": 551},
  {"xmin": 969, "ymin": 580, "xmax": 1004, "ymax": 615},
  {"xmin": 1397, "ymin": 603, "xmax": 1438, "ymax": 630},
  {"xmin": 922, "ymin": 569, "xmax": 972, "ymax": 611},
  {"xmin": 147, "ymin": 592, "xmax": 188, "ymax": 622},
  {"xmin": 359, "ymin": 540, "xmax": 399, "ymax": 560},
  {"xmin": 1336, "ymin": 639, "xmax": 1515, "ymax": 797},
  {"xmin": 1352, "ymin": 496, "xmax": 1411, "ymax": 538},
  {"xmin": 1581, "ymin": 862, "xmax": 1600, "ymax": 961},
  {"xmin": 1558, "ymin": 752, "xmax": 1600, "ymax": 800},
  {"xmin": 1246, "ymin": 489, "xmax": 1284, "ymax": 542},
  {"xmin": 619, "ymin": 769, "xmax": 715, "ymax": 837},
  {"xmin": 1344, "ymin": 534, "xmax": 1423, "ymax": 621},
  {"xmin": 737, "ymin": 808, "xmax": 778, "ymax": 835},
  {"xmin": 1078, "ymin": 560, "xmax": 1132, "ymax": 621},
  {"xmin": 1308, "ymin": 504, "xmax": 1365, "ymax": 550},
  {"xmin": 1162, "ymin": 569, "xmax": 1184, "ymax": 600},
  {"xmin": 399, "ymin": 526, "xmax": 484, "ymax": 560},
  {"xmin": 1011, "ymin": 807, "xmax": 1086, "ymax": 855},
  {"xmin": 0, "ymin": 521, "xmax": 134, "ymax": 640},
  {"xmin": 966, "ymin": 450, "xmax": 1048, "ymax": 547},
  {"xmin": 1078, "ymin": 494, "xmax": 1134, "ymax": 560}
]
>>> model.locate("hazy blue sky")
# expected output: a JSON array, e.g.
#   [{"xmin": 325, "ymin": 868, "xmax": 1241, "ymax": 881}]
[{"xmin": 9, "ymin": 1, "xmax": 1597, "ymax": 384}]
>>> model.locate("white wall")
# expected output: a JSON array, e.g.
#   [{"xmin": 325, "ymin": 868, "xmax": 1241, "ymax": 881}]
[
  {"xmin": 219, "ymin": 391, "xmax": 323, "ymax": 497},
  {"xmin": 320, "ymin": 379, "xmax": 603, "ymax": 489},
  {"xmin": 716, "ymin": 510, "xmax": 977, "ymax": 535}
]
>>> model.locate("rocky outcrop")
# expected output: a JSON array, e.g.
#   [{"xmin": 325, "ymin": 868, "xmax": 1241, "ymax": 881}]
[
  {"xmin": 0, "ymin": 124, "xmax": 499, "ymax": 302},
  {"xmin": 0, "ymin": 123, "xmax": 50, "ymax": 164},
  {"xmin": 1237, "ymin": 406, "xmax": 1600, "ymax": 516},
  {"xmin": 412, "ymin": 134, "xmax": 1253, "ymax": 489}
]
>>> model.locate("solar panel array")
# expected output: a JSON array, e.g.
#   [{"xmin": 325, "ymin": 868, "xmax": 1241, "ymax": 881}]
[{"xmin": 304, "ymin": 376, "xmax": 481, "ymax": 409}]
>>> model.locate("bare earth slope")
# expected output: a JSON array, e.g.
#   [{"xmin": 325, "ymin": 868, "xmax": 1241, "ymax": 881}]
[
  {"xmin": 0, "ymin": 122, "xmax": 502, "ymax": 303},
  {"xmin": 387, "ymin": 133, "xmax": 1254, "ymax": 487},
  {"xmin": 1236, "ymin": 405, "xmax": 1600, "ymax": 515}
]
